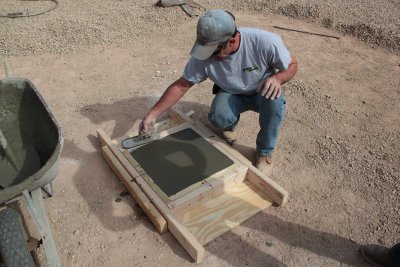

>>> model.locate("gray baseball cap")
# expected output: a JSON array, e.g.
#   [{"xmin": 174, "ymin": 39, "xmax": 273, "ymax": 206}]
[{"xmin": 190, "ymin": 10, "xmax": 236, "ymax": 60}]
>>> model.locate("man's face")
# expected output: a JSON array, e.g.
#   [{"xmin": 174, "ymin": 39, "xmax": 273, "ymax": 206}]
[{"xmin": 211, "ymin": 40, "xmax": 231, "ymax": 61}]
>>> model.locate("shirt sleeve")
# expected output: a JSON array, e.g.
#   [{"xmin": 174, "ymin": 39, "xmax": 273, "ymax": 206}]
[
  {"xmin": 263, "ymin": 33, "xmax": 291, "ymax": 71},
  {"xmin": 183, "ymin": 57, "xmax": 208, "ymax": 84}
]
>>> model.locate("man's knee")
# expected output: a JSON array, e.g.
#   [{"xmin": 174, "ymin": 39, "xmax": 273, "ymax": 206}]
[
  {"xmin": 209, "ymin": 90, "xmax": 243, "ymax": 129},
  {"xmin": 208, "ymin": 110, "xmax": 238, "ymax": 130},
  {"xmin": 260, "ymin": 96, "xmax": 286, "ymax": 117}
]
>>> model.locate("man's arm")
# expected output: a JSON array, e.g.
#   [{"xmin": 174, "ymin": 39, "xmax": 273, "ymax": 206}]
[
  {"xmin": 257, "ymin": 56, "xmax": 298, "ymax": 100},
  {"xmin": 139, "ymin": 76, "xmax": 194, "ymax": 133}
]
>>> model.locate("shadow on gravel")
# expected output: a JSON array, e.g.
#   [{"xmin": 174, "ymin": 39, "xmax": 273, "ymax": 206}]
[
  {"xmin": 207, "ymin": 228, "xmax": 289, "ymax": 267},
  {"xmin": 242, "ymin": 213, "xmax": 365, "ymax": 266},
  {"xmin": 206, "ymin": 211, "xmax": 365, "ymax": 266}
]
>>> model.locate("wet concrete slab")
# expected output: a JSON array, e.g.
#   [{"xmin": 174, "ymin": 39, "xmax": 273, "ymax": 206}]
[{"xmin": 130, "ymin": 128, "xmax": 234, "ymax": 197}]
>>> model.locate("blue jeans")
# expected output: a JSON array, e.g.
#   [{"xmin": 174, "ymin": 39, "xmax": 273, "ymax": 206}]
[{"xmin": 208, "ymin": 90, "xmax": 286, "ymax": 156}]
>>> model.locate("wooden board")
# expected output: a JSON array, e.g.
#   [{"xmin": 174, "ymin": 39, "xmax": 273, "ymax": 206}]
[
  {"xmin": 101, "ymin": 146, "xmax": 167, "ymax": 234},
  {"xmin": 112, "ymin": 116, "xmax": 183, "ymax": 148},
  {"xmin": 168, "ymin": 164, "xmax": 248, "ymax": 214},
  {"xmin": 174, "ymin": 179, "xmax": 273, "ymax": 245},
  {"xmin": 123, "ymin": 124, "xmax": 250, "ymax": 213}
]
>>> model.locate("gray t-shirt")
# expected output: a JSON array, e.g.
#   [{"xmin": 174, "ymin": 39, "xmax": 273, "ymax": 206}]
[{"xmin": 183, "ymin": 28, "xmax": 292, "ymax": 95}]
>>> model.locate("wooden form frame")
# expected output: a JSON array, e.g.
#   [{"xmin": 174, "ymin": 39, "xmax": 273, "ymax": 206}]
[
  {"xmin": 97, "ymin": 108, "xmax": 288, "ymax": 263},
  {"xmin": 123, "ymin": 123, "xmax": 249, "ymax": 213}
]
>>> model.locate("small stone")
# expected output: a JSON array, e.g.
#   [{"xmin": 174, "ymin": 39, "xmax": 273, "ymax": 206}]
[{"xmin": 119, "ymin": 191, "xmax": 129, "ymax": 197}]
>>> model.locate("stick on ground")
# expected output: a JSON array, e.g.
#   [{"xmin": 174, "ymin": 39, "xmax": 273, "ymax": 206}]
[{"xmin": 273, "ymin": 26, "xmax": 340, "ymax": 39}]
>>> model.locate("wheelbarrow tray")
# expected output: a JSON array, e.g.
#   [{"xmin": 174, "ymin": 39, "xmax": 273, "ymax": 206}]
[{"xmin": 0, "ymin": 77, "xmax": 63, "ymax": 203}]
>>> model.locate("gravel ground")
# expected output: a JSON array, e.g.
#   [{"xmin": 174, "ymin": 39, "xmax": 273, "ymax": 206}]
[
  {"xmin": 1, "ymin": 0, "xmax": 399, "ymax": 56},
  {"xmin": 0, "ymin": 1, "xmax": 399, "ymax": 266}
]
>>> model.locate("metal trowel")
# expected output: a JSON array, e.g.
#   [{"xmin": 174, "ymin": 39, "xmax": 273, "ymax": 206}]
[{"xmin": 121, "ymin": 133, "xmax": 159, "ymax": 149}]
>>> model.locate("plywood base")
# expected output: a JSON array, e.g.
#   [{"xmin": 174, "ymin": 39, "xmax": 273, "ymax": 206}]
[{"xmin": 174, "ymin": 179, "xmax": 273, "ymax": 245}]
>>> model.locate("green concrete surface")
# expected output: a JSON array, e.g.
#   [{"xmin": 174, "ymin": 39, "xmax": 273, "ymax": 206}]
[{"xmin": 131, "ymin": 128, "xmax": 234, "ymax": 197}]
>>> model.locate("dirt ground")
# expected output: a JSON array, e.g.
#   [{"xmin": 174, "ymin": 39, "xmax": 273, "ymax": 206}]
[{"xmin": 1, "ymin": 2, "xmax": 399, "ymax": 267}]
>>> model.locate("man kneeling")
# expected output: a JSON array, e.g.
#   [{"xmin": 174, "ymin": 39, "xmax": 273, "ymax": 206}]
[{"xmin": 140, "ymin": 10, "xmax": 298, "ymax": 175}]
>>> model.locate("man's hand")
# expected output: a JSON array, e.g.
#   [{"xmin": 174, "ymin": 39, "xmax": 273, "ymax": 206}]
[
  {"xmin": 138, "ymin": 77, "xmax": 193, "ymax": 138},
  {"xmin": 257, "ymin": 76, "xmax": 282, "ymax": 100},
  {"xmin": 139, "ymin": 114, "xmax": 156, "ymax": 138},
  {"xmin": 257, "ymin": 57, "xmax": 298, "ymax": 100}
]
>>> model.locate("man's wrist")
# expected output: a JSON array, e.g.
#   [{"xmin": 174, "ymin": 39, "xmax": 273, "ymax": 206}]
[{"xmin": 271, "ymin": 73, "xmax": 283, "ymax": 85}]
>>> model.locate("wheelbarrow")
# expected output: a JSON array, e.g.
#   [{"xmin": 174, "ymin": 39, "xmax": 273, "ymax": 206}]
[{"xmin": 0, "ymin": 63, "xmax": 63, "ymax": 267}]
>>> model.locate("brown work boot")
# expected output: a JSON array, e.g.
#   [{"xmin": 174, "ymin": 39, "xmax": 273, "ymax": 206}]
[
  {"xmin": 220, "ymin": 129, "xmax": 237, "ymax": 146},
  {"xmin": 360, "ymin": 244, "xmax": 395, "ymax": 267},
  {"xmin": 256, "ymin": 154, "xmax": 273, "ymax": 176}
]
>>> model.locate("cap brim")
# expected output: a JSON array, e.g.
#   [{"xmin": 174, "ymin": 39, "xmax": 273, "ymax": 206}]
[{"xmin": 190, "ymin": 41, "xmax": 218, "ymax": 60}]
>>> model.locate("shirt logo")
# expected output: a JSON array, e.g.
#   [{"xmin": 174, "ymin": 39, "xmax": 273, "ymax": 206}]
[{"xmin": 242, "ymin": 65, "xmax": 259, "ymax": 72}]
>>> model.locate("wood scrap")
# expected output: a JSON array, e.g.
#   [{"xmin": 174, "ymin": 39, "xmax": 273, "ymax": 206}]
[
  {"xmin": 180, "ymin": 4, "xmax": 196, "ymax": 17},
  {"xmin": 156, "ymin": 0, "xmax": 204, "ymax": 9},
  {"xmin": 156, "ymin": 0, "xmax": 204, "ymax": 17}
]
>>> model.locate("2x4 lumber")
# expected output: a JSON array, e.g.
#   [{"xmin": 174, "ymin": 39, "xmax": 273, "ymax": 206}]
[
  {"xmin": 219, "ymin": 146, "xmax": 288, "ymax": 207},
  {"xmin": 112, "ymin": 118, "xmax": 179, "ymax": 147},
  {"xmin": 155, "ymin": 122, "xmax": 192, "ymax": 139},
  {"xmin": 169, "ymin": 165, "xmax": 248, "ymax": 215},
  {"xmin": 101, "ymin": 146, "xmax": 167, "ymax": 233},
  {"xmin": 112, "ymin": 109, "xmax": 194, "ymax": 148},
  {"xmin": 246, "ymin": 166, "xmax": 288, "ymax": 206},
  {"xmin": 207, "ymin": 164, "xmax": 248, "ymax": 198},
  {"xmin": 168, "ymin": 182, "xmax": 213, "ymax": 214},
  {"xmin": 168, "ymin": 108, "xmax": 194, "ymax": 124},
  {"xmin": 122, "ymin": 122, "xmax": 192, "ymax": 153},
  {"xmin": 97, "ymin": 129, "xmax": 205, "ymax": 262}
]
